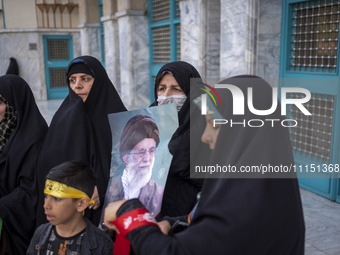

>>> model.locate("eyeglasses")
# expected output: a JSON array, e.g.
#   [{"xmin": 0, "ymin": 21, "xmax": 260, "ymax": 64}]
[{"xmin": 129, "ymin": 147, "xmax": 157, "ymax": 158}]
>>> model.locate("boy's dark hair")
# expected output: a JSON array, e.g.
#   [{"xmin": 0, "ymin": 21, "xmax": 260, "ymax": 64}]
[{"xmin": 46, "ymin": 160, "xmax": 96, "ymax": 198}]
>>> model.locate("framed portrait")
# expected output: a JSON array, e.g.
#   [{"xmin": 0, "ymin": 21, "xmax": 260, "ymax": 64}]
[{"xmin": 100, "ymin": 104, "xmax": 178, "ymax": 225}]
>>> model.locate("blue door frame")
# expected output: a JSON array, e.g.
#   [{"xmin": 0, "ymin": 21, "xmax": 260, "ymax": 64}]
[
  {"xmin": 98, "ymin": 0, "xmax": 105, "ymax": 66},
  {"xmin": 43, "ymin": 35, "xmax": 73, "ymax": 99},
  {"xmin": 148, "ymin": 0, "xmax": 180, "ymax": 103},
  {"xmin": 280, "ymin": 0, "xmax": 340, "ymax": 202}
]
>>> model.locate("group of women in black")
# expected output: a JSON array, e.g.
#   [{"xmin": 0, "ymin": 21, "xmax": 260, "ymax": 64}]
[{"xmin": 0, "ymin": 56, "xmax": 305, "ymax": 255}]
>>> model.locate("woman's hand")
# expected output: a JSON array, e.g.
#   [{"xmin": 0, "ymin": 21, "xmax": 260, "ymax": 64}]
[
  {"xmin": 104, "ymin": 200, "xmax": 127, "ymax": 233},
  {"xmin": 157, "ymin": 220, "xmax": 171, "ymax": 235},
  {"xmin": 90, "ymin": 186, "xmax": 100, "ymax": 210}
]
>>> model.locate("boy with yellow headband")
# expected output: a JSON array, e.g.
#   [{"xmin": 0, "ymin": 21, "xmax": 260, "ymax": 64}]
[{"xmin": 27, "ymin": 160, "xmax": 113, "ymax": 254}]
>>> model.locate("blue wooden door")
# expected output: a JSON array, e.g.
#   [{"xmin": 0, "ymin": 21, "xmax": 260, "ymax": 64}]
[
  {"xmin": 148, "ymin": 0, "xmax": 180, "ymax": 102},
  {"xmin": 43, "ymin": 35, "xmax": 73, "ymax": 99},
  {"xmin": 280, "ymin": 0, "xmax": 340, "ymax": 202}
]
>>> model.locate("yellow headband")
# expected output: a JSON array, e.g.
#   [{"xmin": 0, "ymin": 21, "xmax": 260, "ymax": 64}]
[{"xmin": 44, "ymin": 179, "xmax": 95, "ymax": 206}]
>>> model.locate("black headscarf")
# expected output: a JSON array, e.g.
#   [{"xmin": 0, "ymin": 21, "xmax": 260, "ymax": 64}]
[
  {"xmin": 122, "ymin": 75, "xmax": 305, "ymax": 255},
  {"xmin": 35, "ymin": 56, "xmax": 126, "ymax": 227},
  {"xmin": 5, "ymin": 58, "xmax": 19, "ymax": 76},
  {"xmin": 152, "ymin": 61, "xmax": 210, "ymax": 218},
  {"xmin": 0, "ymin": 75, "xmax": 48, "ymax": 255}
]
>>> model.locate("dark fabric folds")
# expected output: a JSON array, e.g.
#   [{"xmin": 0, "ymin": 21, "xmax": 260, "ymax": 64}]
[
  {"xmin": 35, "ymin": 56, "xmax": 126, "ymax": 227},
  {"xmin": 5, "ymin": 58, "xmax": 19, "ymax": 76},
  {"xmin": 152, "ymin": 61, "xmax": 209, "ymax": 218},
  {"xmin": 121, "ymin": 75, "xmax": 305, "ymax": 255},
  {"xmin": 0, "ymin": 74, "xmax": 48, "ymax": 255}
]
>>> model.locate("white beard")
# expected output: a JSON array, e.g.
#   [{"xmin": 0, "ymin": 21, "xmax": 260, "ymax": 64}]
[{"xmin": 122, "ymin": 156, "xmax": 154, "ymax": 199}]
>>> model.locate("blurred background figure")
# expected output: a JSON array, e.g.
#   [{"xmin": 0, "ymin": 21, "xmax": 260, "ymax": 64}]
[{"xmin": 5, "ymin": 58, "xmax": 19, "ymax": 76}]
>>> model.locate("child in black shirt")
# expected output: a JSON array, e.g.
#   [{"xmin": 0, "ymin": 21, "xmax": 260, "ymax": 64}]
[{"xmin": 27, "ymin": 160, "xmax": 113, "ymax": 254}]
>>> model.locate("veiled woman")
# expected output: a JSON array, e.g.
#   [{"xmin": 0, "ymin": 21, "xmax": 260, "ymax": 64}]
[
  {"xmin": 35, "ymin": 56, "xmax": 126, "ymax": 227},
  {"xmin": 0, "ymin": 75, "xmax": 48, "ymax": 254},
  {"xmin": 104, "ymin": 75, "xmax": 305, "ymax": 255},
  {"xmin": 151, "ymin": 61, "xmax": 210, "ymax": 218}
]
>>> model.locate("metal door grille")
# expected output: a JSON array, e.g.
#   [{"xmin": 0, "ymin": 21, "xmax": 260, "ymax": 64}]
[
  {"xmin": 288, "ymin": 92, "xmax": 334, "ymax": 161},
  {"xmin": 152, "ymin": 0, "xmax": 170, "ymax": 22},
  {"xmin": 43, "ymin": 35, "xmax": 72, "ymax": 99},
  {"xmin": 47, "ymin": 40, "xmax": 69, "ymax": 60},
  {"xmin": 49, "ymin": 68, "xmax": 67, "ymax": 88},
  {"xmin": 152, "ymin": 26, "xmax": 171, "ymax": 63},
  {"xmin": 290, "ymin": 0, "xmax": 340, "ymax": 73},
  {"xmin": 149, "ymin": 0, "xmax": 180, "ymax": 102},
  {"xmin": 176, "ymin": 0, "xmax": 180, "ymax": 17}
]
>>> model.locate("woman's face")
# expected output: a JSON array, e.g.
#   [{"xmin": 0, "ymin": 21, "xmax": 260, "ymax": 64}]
[
  {"xmin": 157, "ymin": 73, "xmax": 185, "ymax": 97},
  {"xmin": 68, "ymin": 73, "xmax": 94, "ymax": 102},
  {"xmin": 0, "ymin": 101, "xmax": 6, "ymax": 122},
  {"xmin": 201, "ymin": 114, "xmax": 221, "ymax": 150}
]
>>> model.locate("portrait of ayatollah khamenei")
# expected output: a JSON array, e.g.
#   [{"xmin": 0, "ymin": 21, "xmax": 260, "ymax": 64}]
[{"xmin": 100, "ymin": 103, "xmax": 178, "ymax": 225}]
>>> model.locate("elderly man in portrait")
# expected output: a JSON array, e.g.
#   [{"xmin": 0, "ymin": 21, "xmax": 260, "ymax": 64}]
[{"xmin": 104, "ymin": 114, "xmax": 164, "ymax": 216}]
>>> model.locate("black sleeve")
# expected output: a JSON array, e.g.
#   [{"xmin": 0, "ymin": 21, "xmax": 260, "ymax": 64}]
[
  {"xmin": 26, "ymin": 225, "xmax": 46, "ymax": 254},
  {"xmin": 162, "ymin": 216, "xmax": 189, "ymax": 235},
  {"xmin": 116, "ymin": 199, "xmax": 189, "ymax": 255}
]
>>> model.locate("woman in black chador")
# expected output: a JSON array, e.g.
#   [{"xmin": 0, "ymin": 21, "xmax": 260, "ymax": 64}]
[
  {"xmin": 0, "ymin": 75, "xmax": 48, "ymax": 254},
  {"xmin": 35, "ymin": 56, "xmax": 127, "ymax": 227},
  {"xmin": 151, "ymin": 61, "xmax": 209, "ymax": 218},
  {"xmin": 104, "ymin": 75, "xmax": 305, "ymax": 255}
]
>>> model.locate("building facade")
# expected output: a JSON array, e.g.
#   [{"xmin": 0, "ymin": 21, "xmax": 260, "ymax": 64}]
[{"xmin": 1, "ymin": 0, "xmax": 339, "ymax": 202}]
